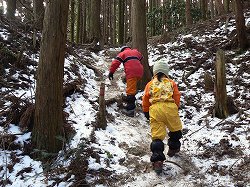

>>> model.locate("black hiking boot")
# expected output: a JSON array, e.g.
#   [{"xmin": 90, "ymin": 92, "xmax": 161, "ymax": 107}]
[
  {"xmin": 152, "ymin": 161, "xmax": 163, "ymax": 174},
  {"xmin": 122, "ymin": 109, "xmax": 135, "ymax": 117},
  {"xmin": 167, "ymin": 148, "xmax": 180, "ymax": 157}
]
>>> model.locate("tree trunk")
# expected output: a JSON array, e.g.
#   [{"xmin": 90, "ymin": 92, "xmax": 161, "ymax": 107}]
[
  {"xmin": 102, "ymin": 0, "xmax": 108, "ymax": 44},
  {"xmin": 82, "ymin": 0, "xmax": 87, "ymax": 43},
  {"xmin": 215, "ymin": 0, "xmax": 225, "ymax": 15},
  {"xmin": 6, "ymin": 0, "xmax": 16, "ymax": 20},
  {"xmin": 32, "ymin": 0, "xmax": 69, "ymax": 155},
  {"xmin": 90, "ymin": 0, "xmax": 103, "ymax": 49},
  {"xmin": 127, "ymin": 0, "xmax": 132, "ymax": 42},
  {"xmin": 185, "ymin": 0, "xmax": 193, "ymax": 27},
  {"xmin": 70, "ymin": 0, "xmax": 75, "ymax": 43},
  {"xmin": 96, "ymin": 83, "xmax": 107, "ymax": 129},
  {"xmin": 131, "ymin": 0, "xmax": 152, "ymax": 90},
  {"xmin": 235, "ymin": 0, "xmax": 248, "ymax": 50},
  {"xmin": 113, "ymin": 0, "xmax": 117, "ymax": 45},
  {"xmin": 224, "ymin": 0, "xmax": 230, "ymax": 13},
  {"xmin": 210, "ymin": 0, "xmax": 215, "ymax": 18},
  {"xmin": 79, "ymin": 0, "xmax": 83, "ymax": 44},
  {"xmin": 107, "ymin": 0, "xmax": 111, "ymax": 44},
  {"xmin": 214, "ymin": 50, "xmax": 229, "ymax": 119},
  {"xmin": 118, "ymin": 0, "xmax": 125, "ymax": 45},
  {"xmin": 201, "ymin": 0, "xmax": 207, "ymax": 20},
  {"xmin": 33, "ymin": 0, "xmax": 45, "ymax": 30},
  {"xmin": 124, "ymin": 0, "xmax": 128, "ymax": 43},
  {"xmin": 149, "ymin": 0, "xmax": 156, "ymax": 36},
  {"xmin": 76, "ymin": 0, "xmax": 83, "ymax": 44},
  {"xmin": 86, "ymin": 0, "xmax": 91, "ymax": 42}
]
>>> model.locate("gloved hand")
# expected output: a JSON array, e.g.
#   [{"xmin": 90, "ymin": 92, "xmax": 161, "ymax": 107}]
[
  {"xmin": 144, "ymin": 112, "xmax": 149, "ymax": 120},
  {"xmin": 108, "ymin": 72, "xmax": 113, "ymax": 80}
]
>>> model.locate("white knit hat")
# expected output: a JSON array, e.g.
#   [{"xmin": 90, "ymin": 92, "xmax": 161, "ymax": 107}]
[
  {"xmin": 153, "ymin": 59, "xmax": 170, "ymax": 76},
  {"xmin": 120, "ymin": 46, "xmax": 131, "ymax": 52}
]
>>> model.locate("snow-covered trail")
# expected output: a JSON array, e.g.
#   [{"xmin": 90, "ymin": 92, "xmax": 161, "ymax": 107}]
[{"xmin": 85, "ymin": 49, "xmax": 198, "ymax": 187}]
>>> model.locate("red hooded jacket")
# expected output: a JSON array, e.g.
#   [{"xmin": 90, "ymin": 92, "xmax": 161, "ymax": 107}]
[{"xmin": 109, "ymin": 48, "xmax": 144, "ymax": 80}]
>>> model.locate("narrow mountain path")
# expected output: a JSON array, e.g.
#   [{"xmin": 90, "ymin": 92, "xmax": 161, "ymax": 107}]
[{"xmin": 86, "ymin": 49, "xmax": 198, "ymax": 186}]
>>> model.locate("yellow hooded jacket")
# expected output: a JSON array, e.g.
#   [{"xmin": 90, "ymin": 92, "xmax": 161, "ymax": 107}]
[
  {"xmin": 142, "ymin": 76, "xmax": 182, "ymax": 139},
  {"xmin": 142, "ymin": 76, "xmax": 180, "ymax": 112}
]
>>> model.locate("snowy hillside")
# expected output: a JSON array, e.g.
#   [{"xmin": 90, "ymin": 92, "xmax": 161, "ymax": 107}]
[{"xmin": 0, "ymin": 10, "xmax": 250, "ymax": 187}]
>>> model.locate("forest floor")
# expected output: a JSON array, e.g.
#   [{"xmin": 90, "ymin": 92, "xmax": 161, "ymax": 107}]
[{"xmin": 0, "ymin": 9, "xmax": 250, "ymax": 187}]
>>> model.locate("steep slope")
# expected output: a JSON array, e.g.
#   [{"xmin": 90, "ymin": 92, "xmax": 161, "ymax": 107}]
[{"xmin": 0, "ymin": 10, "xmax": 250, "ymax": 187}]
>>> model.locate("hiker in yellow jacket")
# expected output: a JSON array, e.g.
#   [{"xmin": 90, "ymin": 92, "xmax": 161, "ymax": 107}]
[{"xmin": 142, "ymin": 59, "xmax": 183, "ymax": 172}]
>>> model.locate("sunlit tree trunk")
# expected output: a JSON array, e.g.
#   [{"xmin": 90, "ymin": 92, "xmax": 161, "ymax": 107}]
[
  {"xmin": 131, "ymin": 0, "xmax": 152, "ymax": 89},
  {"xmin": 33, "ymin": 0, "xmax": 69, "ymax": 155}
]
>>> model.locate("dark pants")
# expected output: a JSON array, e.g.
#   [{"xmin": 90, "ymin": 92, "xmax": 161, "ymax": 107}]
[
  {"xmin": 150, "ymin": 139, "xmax": 166, "ymax": 162},
  {"xmin": 150, "ymin": 130, "xmax": 182, "ymax": 162},
  {"xmin": 168, "ymin": 130, "xmax": 182, "ymax": 150},
  {"xmin": 125, "ymin": 95, "xmax": 136, "ymax": 110}
]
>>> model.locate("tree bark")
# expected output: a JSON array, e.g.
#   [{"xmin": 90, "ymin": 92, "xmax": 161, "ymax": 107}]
[
  {"xmin": 32, "ymin": 0, "xmax": 69, "ymax": 155},
  {"xmin": 149, "ymin": 0, "xmax": 156, "ymax": 36},
  {"xmin": 224, "ymin": 0, "xmax": 230, "ymax": 13},
  {"xmin": 235, "ymin": 0, "xmax": 248, "ymax": 50},
  {"xmin": 33, "ymin": 0, "xmax": 45, "ymax": 30},
  {"xmin": 127, "ymin": 0, "xmax": 132, "ymax": 42},
  {"xmin": 82, "ymin": 0, "xmax": 87, "ymax": 43},
  {"xmin": 102, "ymin": 0, "xmax": 108, "ymax": 44},
  {"xmin": 185, "ymin": 0, "xmax": 193, "ymax": 27},
  {"xmin": 215, "ymin": 0, "xmax": 225, "ymax": 15},
  {"xmin": 90, "ymin": 0, "xmax": 103, "ymax": 49},
  {"xmin": 112, "ymin": 0, "xmax": 117, "ymax": 45},
  {"xmin": 96, "ymin": 83, "xmax": 107, "ymax": 129},
  {"xmin": 76, "ymin": 0, "xmax": 83, "ymax": 44},
  {"xmin": 210, "ymin": 0, "xmax": 215, "ymax": 18},
  {"xmin": 214, "ymin": 50, "xmax": 229, "ymax": 119},
  {"xmin": 70, "ymin": 0, "xmax": 75, "ymax": 43},
  {"xmin": 131, "ymin": 0, "xmax": 152, "ymax": 90},
  {"xmin": 118, "ymin": 0, "xmax": 125, "ymax": 45},
  {"xmin": 201, "ymin": 0, "xmax": 207, "ymax": 20}
]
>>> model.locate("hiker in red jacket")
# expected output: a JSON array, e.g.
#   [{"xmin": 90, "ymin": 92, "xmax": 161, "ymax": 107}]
[{"xmin": 108, "ymin": 46, "xmax": 144, "ymax": 117}]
